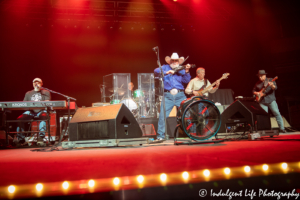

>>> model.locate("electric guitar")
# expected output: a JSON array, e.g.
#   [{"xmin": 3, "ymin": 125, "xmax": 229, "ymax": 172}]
[
  {"xmin": 255, "ymin": 76, "xmax": 278, "ymax": 102},
  {"xmin": 191, "ymin": 73, "xmax": 230, "ymax": 96}
]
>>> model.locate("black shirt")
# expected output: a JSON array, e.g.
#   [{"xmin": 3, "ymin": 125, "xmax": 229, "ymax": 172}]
[
  {"xmin": 23, "ymin": 89, "xmax": 51, "ymax": 112},
  {"xmin": 252, "ymin": 78, "xmax": 277, "ymax": 104}
]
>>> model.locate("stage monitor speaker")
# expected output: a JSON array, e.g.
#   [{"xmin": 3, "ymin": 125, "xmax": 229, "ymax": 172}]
[
  {"xmin": 69, "ymin": 104, "xmax": 143, "ymax": 141},
  {"xmin": 218, "ymin": 100, "xmax": 271, "ymax": 133}
]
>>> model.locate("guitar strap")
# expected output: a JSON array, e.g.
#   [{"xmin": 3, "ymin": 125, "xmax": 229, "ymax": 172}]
[{"xmin": 201, "ymin": 79, "xmax": 207, "ymax": 90}]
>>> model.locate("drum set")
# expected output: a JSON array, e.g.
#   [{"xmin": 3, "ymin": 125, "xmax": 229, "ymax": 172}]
[
  {"xmin": 102, "ymin": 73, "xmax": 157, "ymax": 119},
  {"xmin": 107, "ymin": 88, "xmax": 156, "ymax": 119}
]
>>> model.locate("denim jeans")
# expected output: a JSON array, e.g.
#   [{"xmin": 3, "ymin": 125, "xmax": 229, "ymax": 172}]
[
  {"xmin": 157, "ymin": 92, "xmax": 186, "ymax": 139},
  {"xmin": 16, "ymin": 110, "xmax": 48, "ymax": 140},
  {"xmin": 260, "ymin": 101, "xmax": 285, "ymax": 130}
]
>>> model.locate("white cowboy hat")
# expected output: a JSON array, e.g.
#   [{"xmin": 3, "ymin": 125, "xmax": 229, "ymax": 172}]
[
  {"xmin": 33, "ymin": 78, "xmax": 43, "ymax": 83},
  {"xmin": 165, "ymin": 53, "xmax": 184, "ymax": 65}
]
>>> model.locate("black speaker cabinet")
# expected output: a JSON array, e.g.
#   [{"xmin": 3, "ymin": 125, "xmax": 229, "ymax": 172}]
[
  {"xmin": 218, "ymin": 100, "xmax": 271, "ymax": 133},
  {"xmin": 69, "ymin": 104, "xmax": 143, "ymax": 141}
]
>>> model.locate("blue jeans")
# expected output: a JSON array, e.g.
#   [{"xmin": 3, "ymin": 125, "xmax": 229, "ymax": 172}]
[
  {"xmin": 16, "ymin": 110, "xmax": 48, "ymax": 140},
  {"xmin": 157, "ymin": 92, "xmax": 186, "ymax": 139},
  {"xmin": 260, "ymin": 101, "xmax": 285, "ymax": 130}
]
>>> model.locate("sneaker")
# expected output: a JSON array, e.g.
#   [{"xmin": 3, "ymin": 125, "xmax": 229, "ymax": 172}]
[
  {"xmin": 37, "ymin": 136, "xmax": 46, "ymax": 147},
  {"xmin": 150, "ymin": 138, "xmax": 165, "ymax": 143}
]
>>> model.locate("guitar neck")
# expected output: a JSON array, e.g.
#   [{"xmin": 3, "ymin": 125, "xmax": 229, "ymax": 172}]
[{"xmin": 201, "ymin": 77, "xmax": 224, "ymax": 93}]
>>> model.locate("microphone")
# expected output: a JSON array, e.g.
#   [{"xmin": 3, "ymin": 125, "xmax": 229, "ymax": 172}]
[{"xmin": 152, "ymin": 46, "xmax": 158, "ymax": 51}]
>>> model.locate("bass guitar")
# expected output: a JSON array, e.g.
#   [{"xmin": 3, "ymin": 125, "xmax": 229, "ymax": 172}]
[
  {"xmin": 191, "ymin": 73, "xmax": 230, "ymax": 96},
  {"xmin": 255, "ymin": 76, "xmax": 278, "ymax": 102}
]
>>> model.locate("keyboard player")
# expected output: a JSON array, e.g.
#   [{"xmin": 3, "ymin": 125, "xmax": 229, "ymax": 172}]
[{"xmin": 15, "ymin": 78, "xmax": 51, "ymax": 146}]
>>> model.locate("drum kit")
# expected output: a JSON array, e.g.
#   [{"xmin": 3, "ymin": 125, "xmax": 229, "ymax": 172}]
[{"xmin": 108, "ymin": 87, "xmax": 156, "ymax": 119}]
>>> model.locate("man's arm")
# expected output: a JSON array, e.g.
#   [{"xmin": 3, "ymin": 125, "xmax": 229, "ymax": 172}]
[
  {"xmin": 185, "ymin": 79, "xmax": 194, "ymax": 95},
  {"xmin": 208, "ymin": 80, "xmax": 219, "ymax": 94},
  {"xmin": 264, "ymin": 78, "xmax": 277, "ymax": 94},
  {"xmin": 252, "ymin": 83, "xmax": 258, "ymax": 95}
]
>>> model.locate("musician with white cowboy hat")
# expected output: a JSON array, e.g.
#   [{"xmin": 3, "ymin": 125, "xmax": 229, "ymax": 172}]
[
  {"xmin": 154, "ymin": 52, "xmax": 191, "ymax": 141},
  {"xmin": 252, "ymin": 70, "xmax": 286, "ymax": 133}
]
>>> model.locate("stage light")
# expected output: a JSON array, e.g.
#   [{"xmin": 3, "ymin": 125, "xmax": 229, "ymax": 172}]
[
  {"xmin": 281, "ymin": 163, "xmax": 288, "ymax": 169},
  {"xmin": 88, "ymin": 180, "xmax": 95, "ymax": 187},
  {"xmin": 35, "ymin": 183, "xmax": 43, "ymax": 192},
  {"xmin": 203, "ymin": 169, "xmax": 210, "ymax": 177},
  {"xmin": 262, "ymin": 164, "xmax": 269, "ymax": 171},
  {"xmin": 182, "ymin": 171, "xmax": 189, "ymax": 180},
  {"xmin": 8, "ymin": 185, "xmax": 15, "ymax": 193},
  {"xmin": 113, "ymin": 178, "xmax": 120, "ymax": 186},
  {"xmin": 153, "ymin": 28, "xmax": 156, "ymax": 31},
  {"xmin": 244, "ymin": 166, "xmax": 251, "ymax": 173},
  {"xmin": 224, "ymin": 168, "xmax": 231, "ymax": 175},
  {"xmin": 160, "ymin": 173, "xmax": 167, "ymax": 182},
  {"xmin": 62, "ymin": 181, "xmax": 69, "ymax": 189},
  {"xmin": 137, "ymin": 175, "xmax": 144, "ymax": 183}
]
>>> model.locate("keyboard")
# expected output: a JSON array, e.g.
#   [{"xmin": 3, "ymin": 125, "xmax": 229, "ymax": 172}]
[{"xmin": 0, "ymin": 101, "xmax": 67, "ymax": 110}]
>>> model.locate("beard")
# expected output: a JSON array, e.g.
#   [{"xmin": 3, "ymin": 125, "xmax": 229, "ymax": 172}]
[{"xmin": 170, "ymin": 63, "xmax": 179, "ymax": 69}]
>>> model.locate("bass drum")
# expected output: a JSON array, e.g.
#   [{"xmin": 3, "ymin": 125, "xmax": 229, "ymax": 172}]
[
  {"xmin": 177, "ymin": 96, "xmax": 221, "ymax": 141},
  {"xmin": 120, "ymin": 98, "xmax": 139, "ymax": 118}
]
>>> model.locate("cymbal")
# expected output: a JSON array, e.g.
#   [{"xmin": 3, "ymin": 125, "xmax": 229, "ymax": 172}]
[
  {"xmin": 142, "ymin": 80, "xmax": 152, "ymax": 83},
  {"xmin": 108, "ymin": 88, "xmax": 126, "ymax": 93}
]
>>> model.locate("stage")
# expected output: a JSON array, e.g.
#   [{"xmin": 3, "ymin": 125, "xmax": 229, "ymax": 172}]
[{"xmin": 1, "ymin": 132, "xmax": 300, "ymax": 199}]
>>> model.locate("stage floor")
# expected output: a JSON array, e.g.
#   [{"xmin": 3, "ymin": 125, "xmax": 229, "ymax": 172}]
[{"xmin": 1, "ymin": 132, "xmax": 300, "ymax": 199}]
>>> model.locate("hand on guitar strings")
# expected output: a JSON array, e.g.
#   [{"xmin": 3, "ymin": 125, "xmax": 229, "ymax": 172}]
[
  {"xmin": 268, "ymin": 82, "xmax": 275, "ymax": 90},
  {"xmin": 215, "ymin": 80, "xmax": 220, "ymax": 88}
]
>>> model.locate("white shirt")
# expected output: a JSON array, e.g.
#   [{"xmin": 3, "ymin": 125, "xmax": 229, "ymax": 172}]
[{"xmin": 185, "ymin": 77, "xmax": 217, "ymax": 97}]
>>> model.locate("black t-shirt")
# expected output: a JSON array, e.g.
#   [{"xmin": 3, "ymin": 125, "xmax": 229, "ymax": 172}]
[{"xmin": 23, "ymin": 89, "xmax": 51, "ymax": 112}]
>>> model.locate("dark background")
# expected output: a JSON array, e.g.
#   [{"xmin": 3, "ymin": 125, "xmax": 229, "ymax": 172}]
[{"xmin": 1, "ymin": 0, "xmax": 300, "ymax": 125}]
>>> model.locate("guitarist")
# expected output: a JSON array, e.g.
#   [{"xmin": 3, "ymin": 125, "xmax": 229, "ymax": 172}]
[
  {"xmin": 252, "ymin": 70, "xmax": 286, "ymax": 133},
  {"xmin": 185, "ymin": 67, "xmax": 220, "ymax": 97}
]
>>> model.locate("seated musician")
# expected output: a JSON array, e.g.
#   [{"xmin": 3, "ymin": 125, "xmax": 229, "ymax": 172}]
[
  {"xmin": 252, "ymin": 70, "xmax": 286, "ymax": 133},
  {"xmin": 15, "ymin": 78, "xmax": 51, "ymax": 146},
  {"xmin": 185, "ymin": 67, "xmax": 220, "ymax": 97},
  {"xmin": 122, "ymin": 82, "xmax": 134, "ymax": 99}
]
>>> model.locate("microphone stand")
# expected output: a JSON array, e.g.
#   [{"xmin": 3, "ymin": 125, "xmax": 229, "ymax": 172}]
[
  {"xmin": 32, "ymin": 86, "xmax": 76, "ymax": 151},
  {"xmin": 154, "ymin": 47, "xmax": 168, "ymax": 140}
]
